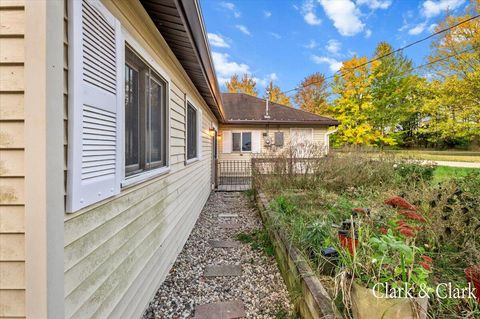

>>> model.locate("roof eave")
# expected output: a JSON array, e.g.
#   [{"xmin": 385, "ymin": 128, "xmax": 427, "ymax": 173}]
[
  {"xmin": 223, "ymin": 120, "xmax": 340, "ymax": 126},
  {"xmin": 175, "ymin": 0, "xmax": 225, "ymax": 121}
]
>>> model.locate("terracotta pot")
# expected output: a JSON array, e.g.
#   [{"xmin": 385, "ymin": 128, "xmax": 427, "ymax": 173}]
[
  {"xmin": 465, "ymin": 266, "xmax": 480, "ymax": 303},
  {"xmin": 351, "ymin": 282, "xmax": 428, "ymax": 319}
]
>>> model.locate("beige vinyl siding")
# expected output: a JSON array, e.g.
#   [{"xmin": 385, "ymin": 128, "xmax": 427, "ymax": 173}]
[
  {"xmin": 0, "ymin": 1, "xmax": 26, "ymax": 318},
  {"xmin": 63, "ymin": 0, "xmax": 217, "ymax": 318},
  {"xmin": 219, "ymin": 125, "xmax": 328, "ymax": 160}
]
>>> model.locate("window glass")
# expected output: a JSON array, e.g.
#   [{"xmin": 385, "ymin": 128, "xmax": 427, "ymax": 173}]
[
  {"xmin": 187, "ymin": 103, "xmax": 197, "ymax": 160},
  {"xmin": 232, "ymin": 132, "xmax": 241, "ymax": 152},
  {"xmin": 125, "ymin": 64, "xmax": 140, "ymax": 172},
  {"xmin": 242, "ymin": 132, "xmax": 252, "ymax": 152},
  {"xmin": 125, "ymin": 46, "xmax": 167, "ymax": 177}
]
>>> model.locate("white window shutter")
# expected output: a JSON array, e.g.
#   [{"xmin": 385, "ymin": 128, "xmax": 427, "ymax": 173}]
[
  {"xmin": 223, "ymin": 131, "xmax": 232, "ymax": 153},
  {"xmin": 67, "ymin": 0, "xmax": 123, "ymax": 212},
  {"xmin": 252, "ymin": 131, "xmax": 261, "ymax": 153}
]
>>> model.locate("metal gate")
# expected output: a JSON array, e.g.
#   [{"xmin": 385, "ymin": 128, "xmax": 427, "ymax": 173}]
[{"xmin": 216, "ymin": 160, "xmax": 251, "ymax": 191}]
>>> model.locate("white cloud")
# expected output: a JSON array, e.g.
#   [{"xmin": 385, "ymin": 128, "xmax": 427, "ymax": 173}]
[
  {"xmin": 311, "ymin": 55, "xmax": 343, "ymax": 72},
  {"xmin": 207, "ymin": 33, "xmax": 230, "ymax": 48},
  {"xmin": 422, "ymin": 0, "xmax": 465, "ymax": 18},
  {"xmin": 304, "ymin": 12, "xmax": 322, "ymax": 25},
  {"xmin": 356, "ymin": 0, "xmax": 392, "ymax": 9},
  {"xmin": 365, "ymin": 29, "xmax": 372, "ymax": 38},
  {"xmin": 212, "ymin": 52, "xmax": 250, "ymax": 84},
  {"xmin": 408, "ymin": 22, "xmax": 427, "ymax": 35},
  {"xmin": 428, "ymin": 23, "xmax": 438, "ymax": 33},
  {"xmin": 319, "ymin": 0, "xmax": 365, "ymax": 36},
  {"xmin": 220, "ymin": 1, "xmax": 241, "ymax": 18},
  {"xmin": 254, "ymin": 73, "xmax": 279, "ymax": 87},
  {"xmin": 304, "ymin": 39, "xmax": 318, "ymax": 49},
  {"xmin": 235, "ymin": 25, "xmax": 251, "ymax": 36},
  {"xmin": 302, "ymin": 0, "xmax": 322, "ymax": 25},
  {"xmin": 326, "ymin": 39, "xmax": 341, "ymax": 54},
  {"xmin": 269, "ymin": 32, "xmax": 281, "ymax": 39},
  {"xmin": 264, "ymin": 10, "xmax": 272, "ymax": 18}
]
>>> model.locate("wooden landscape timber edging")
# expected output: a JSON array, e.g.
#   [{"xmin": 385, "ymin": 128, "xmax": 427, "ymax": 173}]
[{"xmin": 255, "ymin": 192, "xmax": 340, "ymax": 319}]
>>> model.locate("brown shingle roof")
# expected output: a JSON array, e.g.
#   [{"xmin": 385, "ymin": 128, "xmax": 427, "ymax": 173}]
[{"xmin": 221, "ymin": 93, "xmax": 339, "ymax": 126}]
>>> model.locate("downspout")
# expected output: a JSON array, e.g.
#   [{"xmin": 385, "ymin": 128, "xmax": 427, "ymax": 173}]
[{"xmin": 324, "ymin": 127, "xmax": 338, "ymax": 154}]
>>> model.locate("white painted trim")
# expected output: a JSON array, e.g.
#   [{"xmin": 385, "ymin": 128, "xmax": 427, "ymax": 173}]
[
  {"xmin": 120, "ymin": 26, "xmax": 172, "ymax": 187},
  {"xmin": 25, "ymin": 0, "xmax": 64, "ymax": 317},
  {"xmin": 122, "ymin": 28, "xmax": 172, "ymax": 84},
  {"xmin": 185, "ymin": 157, "xmax": 199, "ymax": 165},
  {"xmin": 185, "ymin": 96, "xmax": 202, "ymax": 162},
  {"xmin": 230, "ymin": 130, "xmax": 253, "ymax": 153},
  {"xmin": 121, "ymin": 166, "xmax": 171, "ymax": 188}
]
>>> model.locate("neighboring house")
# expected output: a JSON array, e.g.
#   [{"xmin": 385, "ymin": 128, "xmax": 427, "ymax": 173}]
[
  {"xmin": 219, "ymin": 93, "xmax": 339, "ymax": 160},
  {"xmin": 0, "ymin": 1, "xmax": 338, "ymax": 318}
]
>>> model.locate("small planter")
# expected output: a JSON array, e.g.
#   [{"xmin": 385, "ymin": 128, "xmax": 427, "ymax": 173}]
[
  {"xmin": 351, "ymin": 282, "xmax": 428, "ymax": 319},
  {"xmin": 338, "ymin": 230, "xmax": 358, "ymax": 255},
  {"xmin": 465, "ymin": 266, "xmax": 480, "ymax": 303},
  {"xmin": 319, "ymin": 247, "xmax": 339, "ymax": 276}
]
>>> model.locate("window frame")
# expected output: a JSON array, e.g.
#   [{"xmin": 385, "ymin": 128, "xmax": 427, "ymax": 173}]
[
  {"xmin": 121, "ymin": 34, "xmax": 171, "ymax": 188},
  {"xmin": 231, "ymin": 131, "xmax": 252, "ymax": 153},
  {"xmin": 185, "ymin": 97, "xmax": 202, "ymax": 164}
]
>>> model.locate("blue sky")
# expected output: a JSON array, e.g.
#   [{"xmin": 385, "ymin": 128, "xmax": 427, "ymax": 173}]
[{"xmin": 200, "ymin": 0, "xmax": 469, "ymax": 96}]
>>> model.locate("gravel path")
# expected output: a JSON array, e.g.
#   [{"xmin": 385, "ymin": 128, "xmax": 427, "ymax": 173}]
[{"xmin": 143, "ymin": 192, "xmax": 294, "ymax": 318}]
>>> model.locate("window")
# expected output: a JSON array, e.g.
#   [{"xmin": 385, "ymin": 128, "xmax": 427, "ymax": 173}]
[
  {"xmin": 232, "ymin": 132, "xmax": 252, "ymax": 152},
  {"xmin": 274, "ymin": 132, "xmax": 284, "ymax": 147},
  {"xmin": 125, "ymin": 46, "xmax": 167, "ymax": 177},
  {"xmin": 187, "ymin": 103, "xmax": 197, "ymax": 160}
]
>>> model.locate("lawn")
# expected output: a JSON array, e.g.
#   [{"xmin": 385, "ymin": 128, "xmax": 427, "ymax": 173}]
[
  {"xmin": 253, "ymin": 149, "xmax": 480, "ymax": 318},
  {"xmin": 385, "ymin": 149, "xmax": 480, "ymax": 163},
  {"xmin": 433, "ymin": 166, "xmax": 480, "ymax": 183}
]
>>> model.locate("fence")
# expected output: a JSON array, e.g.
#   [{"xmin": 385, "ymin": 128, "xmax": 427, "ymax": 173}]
[{"xmin": 216, "ymin": 160, "xmax": 252, "ymax": 191}]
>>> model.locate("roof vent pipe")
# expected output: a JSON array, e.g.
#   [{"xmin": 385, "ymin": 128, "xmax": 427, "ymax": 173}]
[{"xmin": 264, "ymin": 88, "xmax": 271, "ymax": 119}]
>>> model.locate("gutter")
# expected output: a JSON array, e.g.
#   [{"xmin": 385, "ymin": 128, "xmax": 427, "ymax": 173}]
[{"xmin": 175, "ymin": 0, "xmax": 226, "ymax": 121}]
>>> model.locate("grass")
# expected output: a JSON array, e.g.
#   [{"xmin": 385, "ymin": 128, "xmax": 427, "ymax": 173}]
[
  {"xmin": 236, "ymin": 228, "xmax": 275, "ymax": 256},
  {"xmin": 385, "ymin": 149, "xmax": 480, "ymax": 163},
  {"xmin": 432, "ymin": 166, "xmax": 480, "ymax": 183}
]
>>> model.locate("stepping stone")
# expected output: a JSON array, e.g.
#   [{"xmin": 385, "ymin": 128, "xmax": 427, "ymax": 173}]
[
  {"xmin": 218, "ymin": 213, "xmax": 239, "ymax": 218},
  {"xmin": 204, "ymin": 265, "xmax": 242, "ymax": 277},
  {"xmin": 209, "ymin": 240, "xmax": 239, "ymax": 248},
  {"xmin": 194, "ymin": 300, "xmax": 245, "ymax": 319},
  {"xmin": 219, "ymin": 223, "xmax": 241, "ymax": 229}
]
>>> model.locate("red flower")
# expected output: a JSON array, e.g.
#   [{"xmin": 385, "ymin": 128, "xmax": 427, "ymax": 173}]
[
  {"xmin": 399, "ymin": 210, "xmax": 426, "ymax": 223},
  {"xmin": 379, "ymin": 227, "xmax": 388, "ymax": 235},
  {"xmin": 396, "ymin": 220, "xmax": 408, "ymax": 227},
  {"xmin": 384, "ymin": 196, "xmax": 416, "ymax": 210},
  {"xmin": 398, "ymin": 227, "xmax": 415, "ymax": 238},
  {"xmin": 420, "ymin": 261, "xmax": 432, "ymax": 271},
  {"xmin": 420, "ymin": 255, "xmax": 433, "ymax": 263}
]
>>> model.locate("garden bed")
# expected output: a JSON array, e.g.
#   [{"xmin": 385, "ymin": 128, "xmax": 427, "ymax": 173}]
[
  {"xmin": 252, "ymin": 148, "xmax": 480, "ymax": 319},
  {"xmin": 255, "ymin": 192, "xmax": 340, "ymax": 319}
]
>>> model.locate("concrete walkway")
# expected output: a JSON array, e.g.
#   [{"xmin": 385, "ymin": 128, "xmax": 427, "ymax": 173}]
[
  {"xmin": 432, "ymin": 160, "xmax": 480, "ymax": 168},
  {"xmin": 142, "ymin": 192, "xmax": 293, "ymax": 318}
]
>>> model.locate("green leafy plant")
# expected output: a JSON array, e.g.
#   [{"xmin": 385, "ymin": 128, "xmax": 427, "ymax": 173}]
[{"xmin": 270, "ymin": 195, "xmax": 297, "ymax": 216}]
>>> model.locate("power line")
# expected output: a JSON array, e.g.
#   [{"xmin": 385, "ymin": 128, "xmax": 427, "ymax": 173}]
[
  {"xmin": 283, "ymin": 13, "xmax": 480, "ymax": 96},
  {"xmin": 285, "ymin": 45, "xmax": 479, "ymax": 99}
]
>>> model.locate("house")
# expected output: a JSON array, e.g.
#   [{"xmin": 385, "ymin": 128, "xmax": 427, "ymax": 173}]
[
  {"xmin": 0, "ymin": 0, "xmax": 337, "ymax": 318},
  {"xmin": 219, "ymin": 93, "xmax": 339, "ymax": 159}
]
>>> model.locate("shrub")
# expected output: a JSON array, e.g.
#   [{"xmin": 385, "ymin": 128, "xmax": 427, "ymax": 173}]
[{"xmin": 394, "ymin": 161, "xmax": 435, "ymax": 185}]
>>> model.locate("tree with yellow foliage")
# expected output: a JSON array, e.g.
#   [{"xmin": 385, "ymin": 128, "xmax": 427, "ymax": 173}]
[
  {"xmin": 294, "ymin": 72, "xmax": 329, "ymax": 115},
  {"xmin": 225, "ymin": 74, "xmax": 258, "ymax": 96},
  {"xmin": 264, "ymin": 81, "xmax": 292, "ymax": 106}
]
